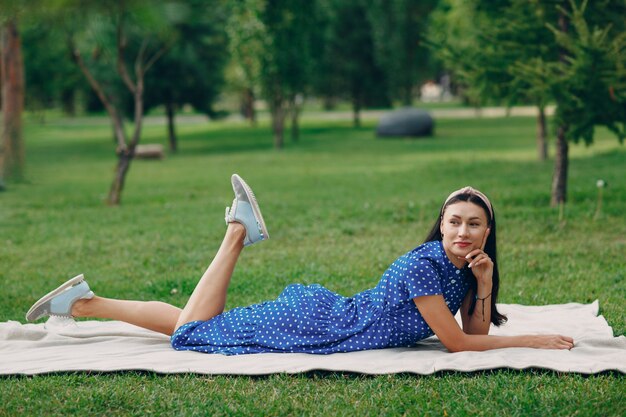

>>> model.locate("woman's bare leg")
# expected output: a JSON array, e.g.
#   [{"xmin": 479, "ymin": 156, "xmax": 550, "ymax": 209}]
[
  {"xmin": 70, "ymin": 223, "xmax": 245, "ymax": 336},
  {"xmin": 174, "ymin": 223, "xmax": 245, "ymax": 330},
  {"xmin": 72, "ymin": 298, "xmax": 181, "ymax": 336}
]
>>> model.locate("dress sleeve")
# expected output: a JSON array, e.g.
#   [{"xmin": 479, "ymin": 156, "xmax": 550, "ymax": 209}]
[{"xmin": 404, "ymin": 258, "xmax": 443, "ymax": 299}]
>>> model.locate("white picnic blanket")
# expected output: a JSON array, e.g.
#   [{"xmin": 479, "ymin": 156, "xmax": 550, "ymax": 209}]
[{"xmin": 0, "ymin": 300, "xmax": 624, "ymax": 375}]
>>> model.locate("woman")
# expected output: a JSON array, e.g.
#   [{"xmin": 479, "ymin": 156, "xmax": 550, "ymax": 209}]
[{"xmin": 26, "ymin": 175, "xmax": 574, "ymax": 354}]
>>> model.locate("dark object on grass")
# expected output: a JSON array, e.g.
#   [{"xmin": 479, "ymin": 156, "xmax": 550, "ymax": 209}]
[{"xmin": 376, "ymin": 108, "xmax": 434, "ymax": 138}]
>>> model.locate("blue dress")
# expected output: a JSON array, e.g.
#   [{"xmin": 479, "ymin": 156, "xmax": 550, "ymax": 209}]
[{"xmin": 171, "ymin": 240, "xmax": 471, "ymax": 355}]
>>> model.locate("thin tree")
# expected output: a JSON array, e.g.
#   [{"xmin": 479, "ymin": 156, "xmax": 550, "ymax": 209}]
[
  {"xmin": 546, "ymin": 0, "xmax": 625, "ymax": 207},
  {"xmin": 1, "ymin": 17, "xmax": 25, "ymax": 187},
  {"xmin": 260, "ymin": 0, "xmax": 316, "ymax": 148},
  {"xmin": 63, "ymin": 2, "xmax": 172, "ymax": 204},
  {"xmin": 226, "ymin": 0, "xmax": 265, "ymax": 127},
  {"xmin": 228, "ymin": 0, "xmax": 316, "ymax": 148}
]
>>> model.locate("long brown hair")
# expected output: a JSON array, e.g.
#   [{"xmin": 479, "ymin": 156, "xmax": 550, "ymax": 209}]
[{"xmin": 423, "ymin": 192, "xmax": 507, "ymax": 326}]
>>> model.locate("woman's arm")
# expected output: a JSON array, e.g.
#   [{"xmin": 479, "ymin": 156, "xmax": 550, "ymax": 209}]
[
  {"xmin": 459, "ymin": 241, "xmax": 494, "ymax": 334},
  {"xmin": 460, "ymin": 285, "xmax": 492, "ymax": 335},
  {"xmin": 414, "ymin": 295, "xmax": 574, "ymax": 352}
]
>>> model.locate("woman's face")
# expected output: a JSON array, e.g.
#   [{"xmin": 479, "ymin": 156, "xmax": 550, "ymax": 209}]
[{"xmin": 440, "ymin": 201, "xmax": 490, "ymax": 268}]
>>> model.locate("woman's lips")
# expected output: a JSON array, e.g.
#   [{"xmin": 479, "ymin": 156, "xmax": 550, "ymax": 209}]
[{"xmin": 454, "ymin": 242, "xmax": 472, "ymax": 248}]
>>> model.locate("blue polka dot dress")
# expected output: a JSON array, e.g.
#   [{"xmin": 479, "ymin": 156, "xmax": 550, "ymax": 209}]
[{"xmin": 171, "ymin": 240, "xmax": 471, "ymax": 355}]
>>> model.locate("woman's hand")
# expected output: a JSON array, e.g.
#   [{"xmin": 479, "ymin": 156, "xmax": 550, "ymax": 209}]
[
  {"xmin": 530, "ymin": 334, "xmax": 575, "ymax": 350},
  {"xmin": 465, "ymin": 248, "xmax": 493, "ymax": 285},
  {"xmin": 459, "ymin": 227, "xmax": 493, "ymax": 285}
]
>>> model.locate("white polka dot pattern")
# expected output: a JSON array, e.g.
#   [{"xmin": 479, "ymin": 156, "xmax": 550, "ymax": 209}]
[{"xmin": 171, "ymin": 240, "xmax": 470, "ymax": 355}]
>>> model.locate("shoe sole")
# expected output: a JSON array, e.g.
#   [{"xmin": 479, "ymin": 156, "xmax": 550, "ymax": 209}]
[
  {"xmin": 232, "ymin": 174, "xmax": 270, "ymax": 240},
  {"xmin": 25, "ymin": 274, "xmax": 85, "ymax": 321}
]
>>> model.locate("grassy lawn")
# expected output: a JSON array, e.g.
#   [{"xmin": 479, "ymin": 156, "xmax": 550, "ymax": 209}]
[{"xmin": 1, "ymin": 113, "xmax": 624, "ymax": 416}]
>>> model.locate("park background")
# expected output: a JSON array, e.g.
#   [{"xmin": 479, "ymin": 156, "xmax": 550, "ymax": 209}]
[{"xmin": 1, "ymin": 0, "xmax": 624, "ymax": 415}]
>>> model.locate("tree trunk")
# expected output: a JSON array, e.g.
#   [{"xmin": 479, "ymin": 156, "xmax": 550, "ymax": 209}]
[
  {"xmin": 551, "ymin": 125, "xmax": 568, "ymax": 207},
  {"xmin": 108, "ymin": 27, "xmax": 153, "ymax": 205},
  {"xmin": 108, "ymin": 152, "xmax": 133, "ymax": 205},
  {"xmin": 1, "ymin": 19, "xmax": 25, "ymax": 183},
  {"xmin": 290, "ymin": 108, "xmax": 299, "ymax": 142},
  {"xmin": 106, "ymin": 86, "xmax": 145, "ymax": 206},
  {"xmin": 61, "ymin": 88, "xmax": 76, "ymax": 116},
  {"xmin": 165, "ymin": 101, "xmax": 177, "ymax": 152},
  {"xmin": 352, "ymin": 96, "xmax": 361, "ymax": 128},
  {"xmin": 537, "ymin": 106, "xmax": 547, "ymax": 161},
  {"xmin": 401, "ymin": 69, "xmax": 413, "ymax": 106},
  {"xmin": 242, "ymin": 88, "xmax": 256, "ymax": 126},
  {"xmin": 107, "ymin": 89, "xmax": 143, "ymax": 205},
  {"xmin": 289, "ymin": 95, "xmax": 301, "ymax": 142},
  {"xmin": 270, "ymin": 88, "xmax": 286, "ymax": 149},
  {"xmin": 271, "ymin": 104, "xmax": 285, "ymax": 149},
  {"xmin": 402, "ymin": 87, "xmax": 412, "ymax": 107},
  {"xmin": 550, "ymin": 9, "xmax": 570, "ymax": 208},
  {"xmin": 403, "ymin": 16, "xmax": 416, "ymax": 107},
  {"xmin": 323, "ymin": 95, "xmax": 336, "ymax": 111}
]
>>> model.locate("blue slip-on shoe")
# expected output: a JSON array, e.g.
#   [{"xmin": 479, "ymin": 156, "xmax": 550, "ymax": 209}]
[
  {"xmin": 224, "ymin": 174, "xmax": 269, "ymax": 246},
  {"xmin": 26, "ymin": 274, "xmax": 94, "ymax": 321}
]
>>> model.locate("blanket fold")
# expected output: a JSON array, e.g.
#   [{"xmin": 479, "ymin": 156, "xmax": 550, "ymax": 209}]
[{"xmin": 0, "ymin": 300, "xmax": 624, "ymax": 375}]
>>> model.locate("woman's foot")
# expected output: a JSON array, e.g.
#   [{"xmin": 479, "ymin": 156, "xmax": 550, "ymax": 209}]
[
  {"xmin": 71, "ymin": 298, "xmax": 92, "ymax": 317},
  {"xmin": 224, "ymin": 174, "xmax": 269, "ymax": 246},
  {"xmin": 26, "ymin": 274, "xmax": 94, "ymax": 321}
]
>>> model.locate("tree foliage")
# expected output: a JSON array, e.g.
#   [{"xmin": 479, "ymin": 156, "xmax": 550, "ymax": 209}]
[
  {"xmin": 546, "ymin": 0, "xmax": 626, "ymax": 144},
  {"xmin": 225, "ymin": 0, "xmax": 266, "ymax": 125},
  {"xmin": 428, "ymin": 0, "xmax": 626, "ymax": 205},
  {"xmin": 21, "ymin": 20, "xmax": 87, "ymax": 115},
  {"xmin": 144, "ymin": 0, "xmax": 229, "ymax": 151},
  {"xmin": 226, "ymin": 0, "xmax": 319, "ymax": 147},
  {"xmin": 428, "ymin": 0, "xmax": 557, "ymax": 108},
  {"xmin": 321, "ymin": 0, "xmax": 390, "ymax": 126},
  {"xmin": 145, "ymin": 0, "xmax": 228, "ymax": 117},
  {"xmin": 432, "ymin": 0, "xmax": 626, "ymax": 139},
  {"xmin": 259, "ymin": 0, "xmax": 318, "ymax": 147},
  {"xmin": 368, "ymin": 0, "xmax": 439, "ymax": 105}
]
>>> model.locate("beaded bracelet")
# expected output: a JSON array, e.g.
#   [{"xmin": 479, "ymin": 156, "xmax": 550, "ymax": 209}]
[{"xmin": 475, "ymin": 292, "xmax": 492, "ymax": 322}]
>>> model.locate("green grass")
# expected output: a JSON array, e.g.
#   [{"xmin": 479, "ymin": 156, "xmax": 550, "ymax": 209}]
[{"xmin": 1, "ymin": 113, "xmax": 625, "ymax": 416}]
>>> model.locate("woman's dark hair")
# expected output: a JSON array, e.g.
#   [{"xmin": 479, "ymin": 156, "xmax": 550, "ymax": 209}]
[{"xmin": 423, "ymin": 192, "xmax": 507, "ymax": 326}]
